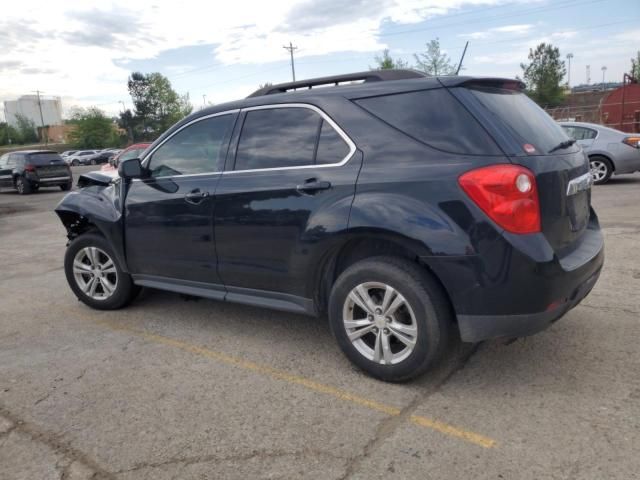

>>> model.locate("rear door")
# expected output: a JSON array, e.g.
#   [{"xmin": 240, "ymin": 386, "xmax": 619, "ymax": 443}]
[
  {"xmin": 455, "ymin": 85, "xmax": 591, "ymax": 252},
  {"xmin": 214, "ymin": 104, "xmax": 361, "ymax": 300}
]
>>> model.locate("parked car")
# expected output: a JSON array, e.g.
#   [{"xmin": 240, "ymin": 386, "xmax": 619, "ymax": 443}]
[
  {"xmin": 104, "ymin": 143, "xmax": 151, "ymax": 170},
  {"xmin": 0, "ymin": 150, "xmax": 72, "ymax": 194},
  {"xmin": 66, "ymin": 150, "xmax": 100, "ymax": 166},
  {"xmin": 560, "ymin": 121, "xmax": 640, "ymax": 184},
  {"xmin": 61, "ymin": 150, "xmax": 78, "ymax": 159},
  {"xmin": 55, "ymin": 71, "xmax": 603, "ymax": 381},
  {"xmin": 91, "ymin": 149, "xmax": 121, "ymax": 164}
]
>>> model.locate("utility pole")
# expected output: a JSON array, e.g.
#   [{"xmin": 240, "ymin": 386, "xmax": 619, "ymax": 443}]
[
  {"xmin": 566, "ymin": 53, "xmax": 573, "ymax": 87},
  {"xmin": 601, "ymin": 66, "xmax": 607, "ymax": 91},
  {"xmin": 586, "ymin": 65, "xmax": 591, "ymax": 85},
  {"xmin": 33, "ymin": 90, "xmax": 47, "ymax": 145},
  {"xmin": 283, "ymin": 42, "xmax": 297, "ymax": 82},
  {"xmin": 202, "ymin": 94, "xmax": 207, "ymax": 110}
]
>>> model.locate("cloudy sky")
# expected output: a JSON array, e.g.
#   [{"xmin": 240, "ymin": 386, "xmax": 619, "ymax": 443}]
[{"xmin": 1, "ymin": 0, "xmax": 638, "ymax": 119}]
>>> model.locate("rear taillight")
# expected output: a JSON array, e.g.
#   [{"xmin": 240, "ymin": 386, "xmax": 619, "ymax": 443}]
[
  {"xmin": 24, "ymin": 164, "xmax": 36, "ymax": 172},
  {"xmin": 622, "ymin": 137, "xmax": 640, "ymax": 149},
  {"xmin": 458, "ymin": 164, "xmax": 541, "ymax": 234}
]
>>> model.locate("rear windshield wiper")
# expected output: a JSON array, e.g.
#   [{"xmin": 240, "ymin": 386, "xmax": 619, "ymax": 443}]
[{"xmin": 548, "ymin": 139, "xmax": 576, "ymax": 154}]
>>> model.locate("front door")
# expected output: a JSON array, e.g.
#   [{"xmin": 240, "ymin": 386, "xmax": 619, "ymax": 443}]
[
  {"xmin": 214, "ymin": 105, "xmax": 361, "ymax": 302},
  {"xmin": 125, "ymin": 112, "xmax": 236, "ymax": 287}
]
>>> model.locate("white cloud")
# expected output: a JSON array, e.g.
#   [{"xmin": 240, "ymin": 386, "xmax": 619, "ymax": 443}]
[{"xmin": 0, "ymin": 0, "xmax": 522, "ymax": 107}]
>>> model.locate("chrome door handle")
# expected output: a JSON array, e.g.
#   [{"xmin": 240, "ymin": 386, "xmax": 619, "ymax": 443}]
[
  {"xmin": 184, "ymin": 189, "xmax": 209, "ymax": 204},
  {"xmin": 296, "ymin": 179, "xmax": 331, "ymax": 194}
]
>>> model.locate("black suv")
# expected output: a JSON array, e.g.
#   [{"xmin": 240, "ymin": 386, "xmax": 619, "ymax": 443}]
[
  {"xmin": 55, "ymin": 71, "xmax": 604, "ymax": 381},
  {"xmin": 1, "ymin": 150, "xmax": 72, "ymax": 194}
]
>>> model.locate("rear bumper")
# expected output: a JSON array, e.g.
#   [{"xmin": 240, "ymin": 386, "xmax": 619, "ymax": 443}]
[
  {"xmin": 456, "ymin": 263, "xmax": 601, "ymax": 342},
  {"xmin": 423, "ymin": 209, "xmax": 605, "ymax": 342}
]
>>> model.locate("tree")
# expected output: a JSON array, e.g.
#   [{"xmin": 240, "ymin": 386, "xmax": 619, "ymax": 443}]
[
  {"xmin": 0, "ymin": 122, "xmax": 22, "ymax": 146},
  {"xmin": 68, "ymin": 107, "xmax": 120, "ymax": 149},
  {"xmin": 520, "ymin": 43, "xmax": 566, "ymax": 107},
  {"xmin": 127, "ymin": 72, "xmax": 192, "ymax": 139},
  {"xmin": 371, "ymin": 49, "xmax": 409, "ymax": 70},
  {"xmin": 414, "ymin": 39, "xmax": 456, "ymax": 76},
  {"xmin": 630, "ymin": 51, "xmax": 640, "ymax": 80},
  {"xmin": 14, "ymin": 114, "xmax": 39, "ymax": 144}
]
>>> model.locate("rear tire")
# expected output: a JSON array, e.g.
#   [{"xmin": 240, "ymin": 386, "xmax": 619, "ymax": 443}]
[
  {"xmin": 15, "ymin": 177, "xmax": 31, "ymax": 195},
  {"xmin": 328, "ymin": 256, "xmax": 452, "ymax": 382},
  {"xmin": 64, "ymin": 233, "xmax": 140, "ymax": 310},
  {"xmin": 72, "ymin": 160, "xmax": 79, "ymax": 166},
  {"xmin": 589, "ymin": 156, "xmax": 613, "ymax": 184}
]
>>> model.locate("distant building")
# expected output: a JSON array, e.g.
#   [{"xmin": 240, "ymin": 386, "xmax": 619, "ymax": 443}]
[{"xmin": 3, "ymin": 95, "xmax": 63, "ymax": 129}]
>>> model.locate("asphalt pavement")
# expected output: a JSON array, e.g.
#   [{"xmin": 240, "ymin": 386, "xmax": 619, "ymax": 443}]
[{"xmin": 0, "ymin": 166, "xmax": 638, "ymax": 479}]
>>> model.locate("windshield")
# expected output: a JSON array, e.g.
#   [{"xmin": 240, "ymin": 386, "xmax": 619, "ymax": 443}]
[{"xmin": 468, "ymin": 87, "xmax": 577, "ymax": 155}]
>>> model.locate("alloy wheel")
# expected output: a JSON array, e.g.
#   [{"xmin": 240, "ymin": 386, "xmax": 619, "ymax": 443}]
[
  {"xmin": 73, "ymin": 247, "xmax": 118, "ymax": 300},
  {"xmin": 342, "ymin": 282, "xmax": 418, "ymax": 365},
  {"xmin": 590, "ymin": 160, "xmax": 608, "ymax": 182}
]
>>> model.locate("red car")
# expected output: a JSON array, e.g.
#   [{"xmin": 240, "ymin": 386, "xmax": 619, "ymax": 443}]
[{"xmin": 101, "ymin": 143, "xmax": 151, "ymax": 171}]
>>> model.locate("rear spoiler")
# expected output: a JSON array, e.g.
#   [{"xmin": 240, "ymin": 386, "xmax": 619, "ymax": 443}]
[{"xmin": 437, "ymin": 76, "xmax": 525, "ymax": 91}]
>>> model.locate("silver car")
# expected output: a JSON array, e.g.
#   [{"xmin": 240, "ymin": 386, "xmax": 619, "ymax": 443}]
[{"xmin": 560, "ymin": 122, "xmax": 640, "ymax": 184}]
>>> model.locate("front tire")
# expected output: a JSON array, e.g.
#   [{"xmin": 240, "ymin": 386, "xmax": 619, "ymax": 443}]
[
  {"xmin": 64, "ymin": 233, "xmax": 139, "ymax": 310},
  {"xmin": 72, "ymin": 160, "xmax": 79, "ymax": 166},
  {"xmin": 60, "ymin": 182, "xmax": 72, "ymax": 191},
  {"xmin": 590, "ymin": 156, "xmax": 613, "ymax": 184},
  {"xmin": 328, "ymin": 257, "xmax": 452, "ymax": 382}
]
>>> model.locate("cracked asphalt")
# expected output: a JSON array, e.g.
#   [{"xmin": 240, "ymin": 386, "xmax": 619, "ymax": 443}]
[{"xmin": 1, "ymin": 166, "xmax": 639, "ymax": 479}]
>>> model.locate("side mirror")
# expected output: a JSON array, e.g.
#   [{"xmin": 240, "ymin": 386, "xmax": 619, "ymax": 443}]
[{"xmin": 118, "ymin": 158, "xmax": 144, "ymax": 180}]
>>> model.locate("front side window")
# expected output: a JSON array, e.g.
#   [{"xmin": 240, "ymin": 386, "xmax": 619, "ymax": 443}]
[
  {"xmin": 234, "ymin": 107, "xmax": 351, "ymax": 170},
  {"xmin": 148, "ymin": 115, "xmax": 233, "ymax": 177},
  {"xmin": 119, "ymin": 148, "xmax": 145, "ymax": 162}
]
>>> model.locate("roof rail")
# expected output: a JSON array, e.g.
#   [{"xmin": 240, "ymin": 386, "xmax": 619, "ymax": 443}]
[{"xmin": 247, "ymin": 69, "xmax": 428, "ymax": 98}]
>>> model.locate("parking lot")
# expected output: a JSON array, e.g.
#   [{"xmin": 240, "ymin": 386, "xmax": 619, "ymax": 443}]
[{"xmin": 0, "ymin": 166, "xmax": 639, "ymax": 479}]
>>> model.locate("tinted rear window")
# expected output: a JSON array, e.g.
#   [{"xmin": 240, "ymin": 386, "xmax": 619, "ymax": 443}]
[
  {"xmin": 355, "ymin": 89, "xmax": 501, "ymax": 155},
  {"xmin": 469, "ymin": 87, "xmax": 577, "ymax": 155},
  {"xmin": 26, "ymin": 152, "xmax": 64, "ymax": 165}
]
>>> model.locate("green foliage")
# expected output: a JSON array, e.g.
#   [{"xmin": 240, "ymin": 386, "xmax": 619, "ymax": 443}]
[
  {"xmin": 520, "ymin": 43, "xmax": 566, "ymax": 107},
  {"xmin": 15, "ymin": 114, "xmax": 39, "ymax": 144},
  {"xmin": 414, "ymin": 39, "xmax": 456, "ymax": 75},
  {"xmin": 0, "ymin": 122, "xmax": 23, "ymax": 146},
  {"xmin": 371, "ymin": 49, "xmax": 409, "ymax": 70},
  {"xmin": 127, "ymin": 72, "xmax": 193, "ymax": 140},
  {"xmin": 68, "ymin": 107, "xmax": 119, "ymax": 149},
  {"xmin": 631, "ymin": 51, "xmax": 640, "ymax": 80}
]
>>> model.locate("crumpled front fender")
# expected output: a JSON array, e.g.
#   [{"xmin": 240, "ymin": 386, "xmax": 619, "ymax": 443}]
[{"xmin": 55, "ymin": 183, "xmax": 129, "ymax": 272}]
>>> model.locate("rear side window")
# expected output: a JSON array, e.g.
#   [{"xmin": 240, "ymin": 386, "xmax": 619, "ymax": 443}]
[
  {"xmin": 469, "ymin": 87, "xmax": 577, "ymax": 155},
  {"xmin": 316, "ymin": 120, "xmax": 350, "ymax": 165},
  {"xmin": 355, "ymin": 89, "xmax": 501, "ymax": 155},
  {"xmin": 235, "ymin": 108, "xmax": 319, "ymax": 170},
  {"xmin": 562, "ymin": 126, "xmax": 597, "ymax": 141},
  {"xmin": 26, "ymin": 153, "xmax": 64, "ymax": 165}
]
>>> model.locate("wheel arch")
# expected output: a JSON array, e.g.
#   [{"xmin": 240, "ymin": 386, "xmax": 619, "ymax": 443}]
[
  {"xmin": 588, "ymin": 152, "xmax": 616, "ymax": 171},
  {"xmin": 311, "ymin": 230, "xmax": 456, "ymax": 321},
  {"xmin": 55, "ymin": 191, "xmax": 128, "ymax": 272}
]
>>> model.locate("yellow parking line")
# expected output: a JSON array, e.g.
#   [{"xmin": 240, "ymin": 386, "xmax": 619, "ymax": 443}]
[{"xmin": 76, "ymin": 312, "xmax": 497, "ymax": 449}]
